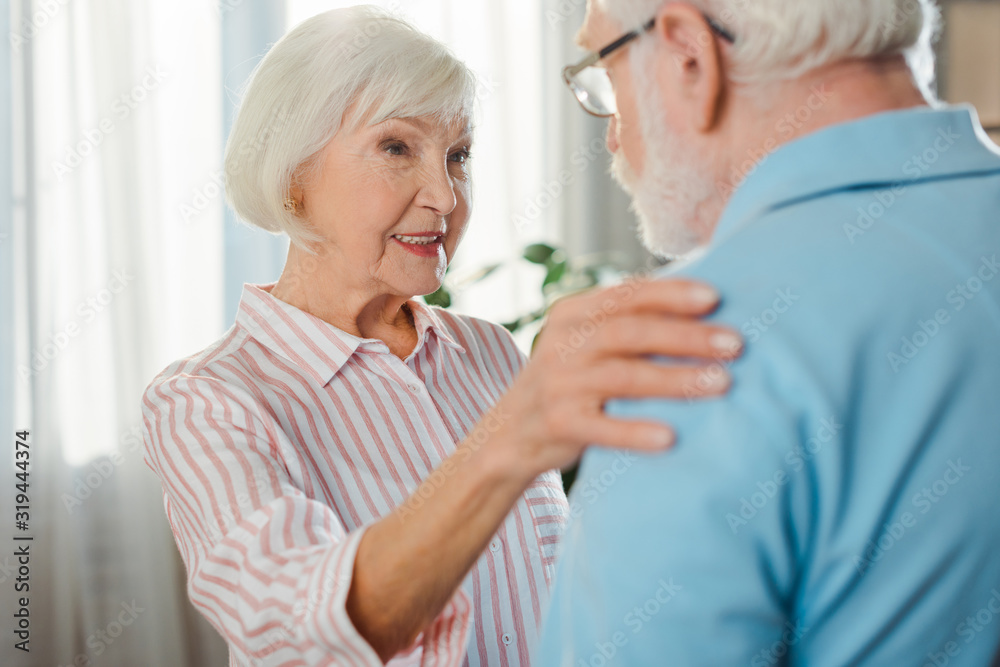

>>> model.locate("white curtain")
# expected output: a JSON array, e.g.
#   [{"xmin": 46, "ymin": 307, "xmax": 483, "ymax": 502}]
[{"xmin": 3, "ymin": 0, "xmax": 230, "ymax": 664}]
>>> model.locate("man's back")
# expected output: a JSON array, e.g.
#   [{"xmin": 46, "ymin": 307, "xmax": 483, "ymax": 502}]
[{"xmin": 537, "ymin": 106, "xmax": 1000, "ymax": 665}]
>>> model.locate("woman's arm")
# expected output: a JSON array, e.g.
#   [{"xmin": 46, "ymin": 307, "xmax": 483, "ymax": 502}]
[{"xmin": 347, "ymin": 278, "xmax": 744, "ymax": 660}]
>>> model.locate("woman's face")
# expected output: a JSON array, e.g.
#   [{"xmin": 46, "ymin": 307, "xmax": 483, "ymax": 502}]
[{"xmin": 294, "ymin": 113, "xmax": 473, "ymax": 300}]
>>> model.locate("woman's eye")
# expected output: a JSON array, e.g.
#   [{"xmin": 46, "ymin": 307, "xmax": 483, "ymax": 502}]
[{"xmin": 383, "ymin": 141, "xmax": 408, "ymax": 156}]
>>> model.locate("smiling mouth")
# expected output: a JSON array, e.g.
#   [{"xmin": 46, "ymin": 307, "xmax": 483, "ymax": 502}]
[{"xmin": 393, "ymin": 234, "xmax": 443, "ymax": 245}]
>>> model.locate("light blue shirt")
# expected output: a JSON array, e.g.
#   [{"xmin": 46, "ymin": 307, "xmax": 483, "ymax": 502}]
[{"xmin": 536, "ymin": 106, "xmax": 1000, "ymax": 666}]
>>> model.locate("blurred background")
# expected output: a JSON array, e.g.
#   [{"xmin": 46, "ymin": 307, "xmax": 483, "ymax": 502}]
[{"xmin": 0, "ymin": 0, "xmax": 997, "ymax": 665}]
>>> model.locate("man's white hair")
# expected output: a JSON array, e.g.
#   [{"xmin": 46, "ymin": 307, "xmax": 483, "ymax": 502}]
[
  {"xmin": 224, "ymin": 6, "xmax": 477, "ymax": 248},
  {"xmin": 598, "ymin": 0, "xmax": 940, "ymax": 88}
]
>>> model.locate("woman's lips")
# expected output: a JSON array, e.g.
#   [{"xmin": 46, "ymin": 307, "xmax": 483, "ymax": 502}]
[{"xmin": 391, "ymin": 234, "xmax": 444, "ymax": 257}]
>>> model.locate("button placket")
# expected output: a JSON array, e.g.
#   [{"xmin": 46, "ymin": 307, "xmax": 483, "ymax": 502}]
[{"xmin": 374, "ymin": 352, "xmax": 426, "ymax": 396}]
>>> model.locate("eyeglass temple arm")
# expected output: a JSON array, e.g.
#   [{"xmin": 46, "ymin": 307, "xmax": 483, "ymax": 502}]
[
  {"xmin": 563, "ymin": 14, "xmax": 734, "ymax": 81},
  {"xmin": 704, "ymin": 15, "xmax": 736, "ymax": 43},
  {"xmin": 563, "ymin": 52, "xmax": 602, "ymax": 80}
]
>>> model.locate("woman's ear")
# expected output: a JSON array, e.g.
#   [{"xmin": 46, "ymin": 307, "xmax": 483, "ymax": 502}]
[
  {"xmin": 288, "ymin": 171, "xmax": 306, "ymax": 213},
  {"xmin": 651, "ymin": 3, "xmax": 725, "ymax": 133}
]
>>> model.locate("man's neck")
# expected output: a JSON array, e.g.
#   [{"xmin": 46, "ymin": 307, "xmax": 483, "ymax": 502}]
[{"xmin": 722, "ymin": 55, "xmax": 930, "ymax": 193}]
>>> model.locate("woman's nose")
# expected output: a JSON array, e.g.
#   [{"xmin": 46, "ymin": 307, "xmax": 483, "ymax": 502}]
[{"xmin": 417, "ymin": 162, "xmax": 458, "ymax": 215}]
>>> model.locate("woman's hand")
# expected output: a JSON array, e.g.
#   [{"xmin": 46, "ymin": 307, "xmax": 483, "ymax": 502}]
[
  {"xmin": 348, "ymin": 277, "xmax": 742, "ymax": 660},
  {"xmin": 487, "ymin": 277, "xmax": 743, "ymax": 479}
]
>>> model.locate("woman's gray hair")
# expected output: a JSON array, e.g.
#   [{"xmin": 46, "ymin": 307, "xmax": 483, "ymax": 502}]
[
  {"xmin": 224, "ymin": 6, "xmax": 478, "ymax": 249},
  {"xmin": 599, "ymin": 0, "xmax": 940, "ymax": 89}
]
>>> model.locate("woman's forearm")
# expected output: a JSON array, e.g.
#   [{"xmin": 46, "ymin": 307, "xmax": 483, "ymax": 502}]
[{"xmin": 345, "ymin": 417, "xmax": 533, "ymax": 661}]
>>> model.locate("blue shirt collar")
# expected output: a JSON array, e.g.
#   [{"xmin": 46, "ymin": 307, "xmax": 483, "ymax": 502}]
[{"xmin": 711, "ymin": 105, "xmax": 1000, "ymax": 248}]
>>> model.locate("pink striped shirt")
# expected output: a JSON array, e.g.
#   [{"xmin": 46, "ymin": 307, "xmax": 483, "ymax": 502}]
[{"xmin": 141, "ymin": 282, "xmax": 569, "ymax": 666}]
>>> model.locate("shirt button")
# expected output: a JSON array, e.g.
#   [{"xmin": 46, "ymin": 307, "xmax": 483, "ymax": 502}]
[
  {"xmin": 490, "ymin": 539, "xmax": 501, "ymax": 553},
  {"xmin": 407, "ymin": 383, "xmax": 419, "ymax": 392},
  {"xmin": 501, "ymin": 633, "xmax": 513, "ymax": 646}
]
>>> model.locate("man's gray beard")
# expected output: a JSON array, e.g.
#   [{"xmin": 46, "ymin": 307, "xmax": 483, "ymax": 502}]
[{"xmin": 610, "ymin": 48, "xmax": 717, "ymax": 259}]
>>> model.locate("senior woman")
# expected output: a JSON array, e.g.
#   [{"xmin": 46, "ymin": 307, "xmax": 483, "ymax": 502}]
[{"xmin": 141, "ymin": 6, "xmax": 740, "ymax": 666}]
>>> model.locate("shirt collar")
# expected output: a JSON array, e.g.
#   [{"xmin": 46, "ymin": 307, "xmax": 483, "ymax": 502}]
[
  {"xmin": 710, "ymin": 105, "xmax": 1000, "ymax": 248},
  {"xmin": 235, "ymin": 283, "xmax": 465, "ymax": 386},
  {"xmin": 406, "ymin": 299, "xmax": 466, "ymax": 357}
]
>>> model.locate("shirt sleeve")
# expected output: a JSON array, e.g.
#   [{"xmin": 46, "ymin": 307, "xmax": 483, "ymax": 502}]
[
  {"xmin": 142, "ymin": 372, "xmax": 471, "ymax": 666},
  {"xmin": 536, "ymin": 340, "xmax": 818, "ymax": 665}
]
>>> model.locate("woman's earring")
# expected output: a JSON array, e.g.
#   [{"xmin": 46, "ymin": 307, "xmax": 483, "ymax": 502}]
[{"xmin": 283, "ymin": 198, "xmax": 298, "ymax": 212}]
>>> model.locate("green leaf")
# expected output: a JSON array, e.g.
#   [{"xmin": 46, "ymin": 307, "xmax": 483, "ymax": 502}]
[
  {"xmin": 542, "ymin": 260, "xmax": 568, "ymax": 288},
  {"xmin": 424, "ymin": 286, "xmax": 452, "ymax": 309},
  {"xmin": 523, "ymin": 243, "xmax": 557, "ymax": 265}
]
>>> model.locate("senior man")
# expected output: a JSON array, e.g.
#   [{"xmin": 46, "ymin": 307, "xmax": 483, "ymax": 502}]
[{"xmin": 538, "ymin": 0, "xmax": 1000, "ymax": 664}]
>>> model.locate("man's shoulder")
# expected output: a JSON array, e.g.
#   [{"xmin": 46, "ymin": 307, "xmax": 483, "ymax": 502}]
[{"xmin": 667, "ymin": 174, "xmax": 1000, "ymax": 347}]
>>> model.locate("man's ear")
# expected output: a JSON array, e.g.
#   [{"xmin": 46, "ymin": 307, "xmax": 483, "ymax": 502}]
[{"xmin": 651, "ymin": 3, "xmax": 725, "ymax": 133}]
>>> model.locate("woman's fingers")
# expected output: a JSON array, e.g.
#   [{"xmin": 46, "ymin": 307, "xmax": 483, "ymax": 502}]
[
  {"xmin": 509, "ymin": 276, "xmax": 740, "ymax": 473},
  {"xmin": 543, "ymin": 280, "xmax": 742, "ymax": 363},
  {"xmin": 538, "ymin": 312, "xmax": 742, "ymax": 364},
  {"xmin": 614, "ymin": 278, "xmax": 722, "ymax": 316},
  {"xmin": 590, "ymin": 316, "xmax": 743, "ymax": 361},
  {"xmin": 566, "ymin": 415, "xmax": 676, "ymax": 452},
  {"xmin": 553, "ymin": 278, "xmax": 722, "ymax": 322},
  {"xmin": 584, "ymin": 359, "xmax": 731, "ymax": 399}
]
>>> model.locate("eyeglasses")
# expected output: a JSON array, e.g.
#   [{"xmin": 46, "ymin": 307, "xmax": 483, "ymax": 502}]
[{"xmin": 563, "ymin": 13, "xmax": 736, "ymax": 117}]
